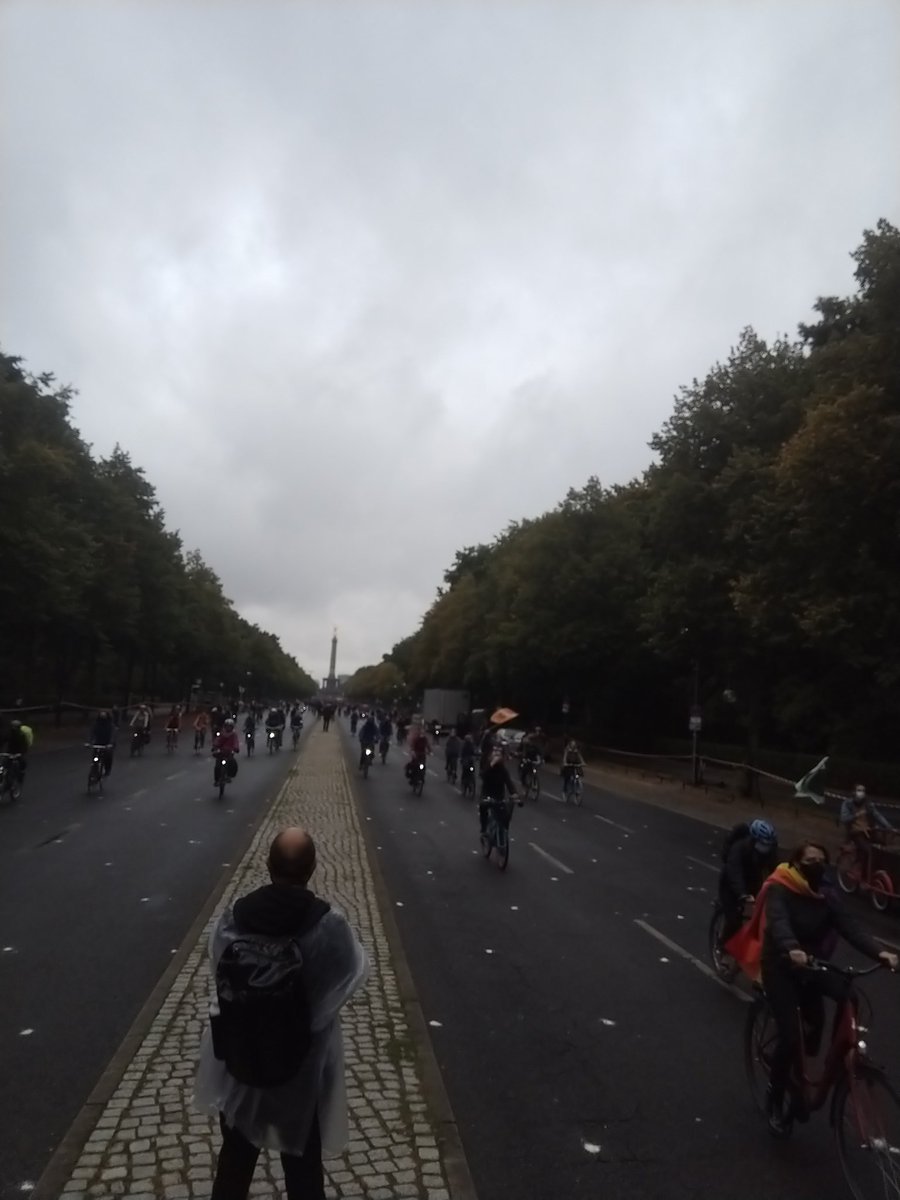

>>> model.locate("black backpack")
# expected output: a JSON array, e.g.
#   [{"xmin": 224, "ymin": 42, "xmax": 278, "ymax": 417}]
[
  {"xmin": 211, "ymin": 934, "xmax": 312, "ymax": 1088},
  {"xmin": 720, "ymin": 821, "xmax": 751, "ymax": 861}
]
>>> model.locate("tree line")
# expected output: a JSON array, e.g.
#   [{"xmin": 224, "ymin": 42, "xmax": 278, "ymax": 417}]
[
  {"xmin": 0, "ymin": 351, "xmax": 317, "ymax": 707},
  {"xmin": 348, "ymin": 220, "xmax": 900, "ymax": 765}
]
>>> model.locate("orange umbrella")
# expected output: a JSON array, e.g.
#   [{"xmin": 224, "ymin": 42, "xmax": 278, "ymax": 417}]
[{"xmin": 490, "ymin": 707, "xmax": 519, "ymax": 726}]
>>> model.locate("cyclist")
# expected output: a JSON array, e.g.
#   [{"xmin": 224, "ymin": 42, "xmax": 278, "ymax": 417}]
[
  {"xmin": 378, "ymin": 713, "xmax": 393, "ymax": 758},
  {"xmin": 727, "ymin": 840, "xmax": 897, "ymax": 1136},
  {"xmin": 193, "ymin": 709, "xmax": 209, "ymax": 751},
  {"xmin": 444, "ymin": 728, "xmax": 461, "ymax": 781},
  {"xmin": 242, "ymin": 710, "xmax": 257, "ymax": 753},
  {"xmin": 90, "ymin": 709, "xmax": 117, "ymax": 776},
  {"xmin": 290, "ymin": 706, "xmax": 303, "ymax": 740},
  {"xmin": 5, "ymin": 719, "xmax": 31, "ymax": 785},
  {"xmin": 265, "ymin": 706, "xmax": 285, "ymax": 749},
  {"xmin": 560, "ymin": 739, "xmax": 585, "ymax": 794},
  {"xmin": 350, "ymin": 709, "xmax": 359, "ymax": 735},
  {"xmin": 212, "ymin": 718, "xmax": 240, "ymax": 782},
  {"xmin": 405, "ymin": 724, "xmax": 431, "ymax": 782},
  {"xmin": 840, "ymin": 783, "xmax": 893, "ymax": 855},
  {"xmin": 358, "ymin": 712, "xmax": 379, "ymax": 768},
  {"xmin": 478, "ymin": 725, "xmax": 497, "ymax": 775},
  {"xmin": 479, "ymin": 747, "xmax": 521, "ymax": 836},
  {"xmin": 129, "ymin": 704, "xmax": 151, "ymax": 748},
  {"xmin": 718, "ymin": 818, "xmax": 779, "ymax": 943},
  {"xmin": 518, "ymin": 731, "xmax": 542, "ymax": 786},
  {"xmin": 165, "ymin": 705, "xmax": 181, "ymax": 747}
]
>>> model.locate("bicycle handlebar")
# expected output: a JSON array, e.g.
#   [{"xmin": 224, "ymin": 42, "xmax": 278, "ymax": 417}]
[{"xmin": 802, "ymin": 958, "xmax": 888, "ymax": 978}]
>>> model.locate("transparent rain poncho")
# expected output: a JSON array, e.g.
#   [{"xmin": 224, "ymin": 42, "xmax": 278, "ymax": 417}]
[{"xmin": 194, "ymin": 905, "xmax": 370, "ymax": 1157}]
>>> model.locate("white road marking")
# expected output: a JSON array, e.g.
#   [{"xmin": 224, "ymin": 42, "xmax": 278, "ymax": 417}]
[
  {"xmin": 131, "ymin": 789, "xmax": 147, "ymax": 799},
  {"xmin": 633, "ymin": 919, "xmax": 750, "ymax": 1002},
  {"xmin": 594, "ymin": 814, "xmax": 636, "ymax": 835},
  {"xmin": 528, "ymin": 843, "xmax": 574, "ymax": 875},
  {"xmin": 686, "ymin": 855, "xmax": 718, "ymax": 873},
  {"xmin": 165, "ymin": 770, "xmax": 186, "ymax": 782}
]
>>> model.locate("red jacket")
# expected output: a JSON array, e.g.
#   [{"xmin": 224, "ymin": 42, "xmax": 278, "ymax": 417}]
[{"xmin": 214, "ymin": 730, "xmax": 240, "ymax": 755}]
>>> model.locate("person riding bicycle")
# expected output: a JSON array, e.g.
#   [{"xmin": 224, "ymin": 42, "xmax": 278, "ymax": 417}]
[
  {"xmin": 840, "ymin": 784, "xmax": 893, "ymax": 857},
  {"xmin": 193, "ymin": 709, "xmax": 209, "ymax": 749},
  {"xmin": 166, "ymin": 705, "xmax": 181, "ymax": 732},
  {"xmin": 213, "ymin": 718, "xmax": 240, "ymax": 780},
  {"xmin": 90, "ymin": 709, "xmax": 117, "ymax": 776},
  {"xmin": 726, "ymin": 840, "xmax": 897, "ymax": 1136},
  {"xmin": 405, "ymin": 725, "xmax": 431, "ymax": 781},
  {"xmin": 378, "ymin": 714, "xmax": 393, "ymax": 741},
  {"xmin": 290, "ymin": 707, "xmax": 303, "ymax": 734},
  {"xmin": 265, "ymin": 706, "xmax": 285, "ymax": 748},
  {"xmin": 518, "ymin": 732, "xmax": 542, "ymax": 784},
  {"xmin": 718, "ymin": 818, "xmax": 779, "ymax": 943},
  {"xmin": 242, "ymin": 711, "xmax": 256, "ymax": 741},
  {"xmin": 444, "ymin": 729, "xmax": 461, "ymax": 778},
  {"xmin": 561, "ymin": 739, "xmax": 585, "ymax": 792},
  {"xmin": 5, "ymin": 719, "xmax": 31, "ymax": 784},
  {"xmin": 130, "ymin": 704, "xmax": 151, "ymax": 745},
  {"xmin": 479, "ymin": 748, "xmax": 521, "ymax": 835},
  {"xmin": 478, "ymin": 725, "xmax": 497, "ymax": 775},
  {"xmin": 358, "ymin": 713, "xmax": 379, "ymax": 767},
  {"xmin": 350, "ymin": 709, "xmax": 359, "ymax": 735}
]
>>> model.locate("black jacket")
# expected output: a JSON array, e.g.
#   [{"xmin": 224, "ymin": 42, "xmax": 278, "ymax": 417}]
[
  {"xmin": 762, "ymin": 881, "xmax": 881, "ymax": 969},
  {"xmin": 481, "ymin": 762, "xmax": 517, "ymax": 802},
  {"xmin": 721, "ymin": 837, "xmax": 778, "ymax": 901},
  {"xmin": 233, "ymin": 882, "xmax": 330, "ymax": 939}
]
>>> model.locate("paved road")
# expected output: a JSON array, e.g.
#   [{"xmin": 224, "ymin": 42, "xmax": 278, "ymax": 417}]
[
  {"xmin": 346, "ymin": 724, "xmax": 900, "ymax": 1200},
  {"xmin": 0, "ymin": 722, "xmax": 303, "ymax": 1199}
]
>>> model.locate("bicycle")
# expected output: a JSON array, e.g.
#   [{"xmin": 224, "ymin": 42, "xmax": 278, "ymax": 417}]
[
  {"xmin": 480, "ymin": 798, "xmax": 519, "ymax": 871},
  {"xmin": 446, "ymin": 758, "xmax": 459, "ymax": 785},
  {"xmin": 0, "ymin": 753, "xmax": 22, "ymax": 804},
  {"xmin": 245, "ymin": 731, "xmax": 255, "ymax": 758},
  {"xmin": 745, "ymin": 959, "xmax": 900, "ymax": 1198},
  {"xmin": 292, "ymin": 725, "xmax": 301, "ymax": 751},
  {"xmin": 129, "ymin": 728, "xmax": 146, "ymax": 758},
  {"xmin": 707, "ymin": 897, "xmax": 753, "ymax": 984},
  {"xmin": 563, "ymin": 765, "xmax": 584, "ymax": 805},
  {"xmin": 213, "ymin": 752, "xmax": 235, "ymax": 800},
  {"xmin": 86, "ymin": 744, "xmax": 110, "ymax": 794},
  {"xmin": 379, "ymin": 737, "xmax": 390, "ymax": 765},
  {"xmin": 193, "ymin": 727, "xmax": 207, "ymax": 754},
  {"xmin": 409, "ymin": 758, "xmax": 426, "ymax": 797},
  {"xmin": 165, "ymin": 727, "xmax": 179, "ymax": 755},
  {"xmin": 359, "ymin": 745, "xmax": 374, "ymax": 779},
  {"xmin": 836, "ymin": 835, "xmax": 896, "ymax": 913},
  {"xmin": 461, "ymin": 761, "xmax": 476, "ymax": 798},
  {"xmin": 520, "ymin": 758, "xmax": 542, "ymax": 801}
]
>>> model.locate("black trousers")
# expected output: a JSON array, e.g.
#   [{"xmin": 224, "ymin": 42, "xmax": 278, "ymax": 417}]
[
  {"xmin": 761, "ymin": 962, "xmax": 850, "ymax": 1098},
  {"xmin": 211, "ymin": 1112, "xmax": 324, "ymax": 1200}
]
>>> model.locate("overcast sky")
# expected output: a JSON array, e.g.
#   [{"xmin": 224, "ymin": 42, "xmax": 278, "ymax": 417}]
[{"xmin": 2, "ymin": 2, "xmax": 898, "ymax": 680}]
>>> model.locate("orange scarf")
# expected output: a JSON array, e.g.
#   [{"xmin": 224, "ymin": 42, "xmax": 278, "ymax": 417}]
[{"xmin": 723, "ymin": 863, "xmax": 822, "ymax": 983}]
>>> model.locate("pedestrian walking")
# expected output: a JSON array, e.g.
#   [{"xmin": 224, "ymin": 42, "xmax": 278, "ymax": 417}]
[{"xmin": 195, "ymin": 826, "xmax": 369, "ymax": 1200}]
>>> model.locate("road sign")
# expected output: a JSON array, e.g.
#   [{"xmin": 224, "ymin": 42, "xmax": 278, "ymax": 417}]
[
  {"xmin": 561, "ymin": 701, "xmax": 570, "ymax": 715},
  {"xmin": 689, "ymin": 715, "xmax": 702, "ymax": 733}
]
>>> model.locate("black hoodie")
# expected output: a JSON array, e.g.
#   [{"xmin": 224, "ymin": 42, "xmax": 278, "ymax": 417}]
[{"xmin": 233, "ymin": 883, "xmax": 330, "ymax": 939}]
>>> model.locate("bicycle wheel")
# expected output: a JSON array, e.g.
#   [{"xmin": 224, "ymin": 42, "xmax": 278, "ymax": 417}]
[
  {"xmin": 744, "ymin": 993, "xmax": 778, "ymax": 1115},
  {"xmin": 871, "ymin": 870, "xmax": 893, "ymax": 913},
  {"xmin": 837, "ymin": 848, "xmax": 861, "ymax": 894},
  {"xmin": 496, "ymin": 824, "xmax": 510, "ymax": 871},
  {"xmin": 573, "ymin": 777, "xmax": 583, "ymax": 807},
  {"xmin": 481, "ymin": 831, "xmax": 492, "ymax": 858},
  {"xmin": 834, "ymin": 1069, "xmax": 900, "ymax": 1200},
  {"xmin": 532, "ymin": 772, "xmax": 541, "ymax": 801},
  {"xmin": 414, "ymin": 774, "xmax": 425, "ymax": 797},
  {"xmin": 87, "ymin": 763, "xmax": 102, "ymax": 794}
]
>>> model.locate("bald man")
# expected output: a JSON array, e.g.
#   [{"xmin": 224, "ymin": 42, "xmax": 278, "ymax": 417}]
[{"xmin": 196, "ymin": 826, "xmax": 369, "ymax": 1200}]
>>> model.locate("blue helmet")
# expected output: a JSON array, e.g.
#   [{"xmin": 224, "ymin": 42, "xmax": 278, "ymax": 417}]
[{"xmin": 749, "ymin": 818, "xmax": 776, "ymax": 847}]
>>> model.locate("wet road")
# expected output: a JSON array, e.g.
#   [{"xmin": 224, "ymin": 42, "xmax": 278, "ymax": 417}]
[
  {"xmin": 0, "ymin": 723, "xmax": 302, "ymax": 1199},
  {"xmin": 346, "ymin": 724, "xmax": 900, "ymax": 1200}
]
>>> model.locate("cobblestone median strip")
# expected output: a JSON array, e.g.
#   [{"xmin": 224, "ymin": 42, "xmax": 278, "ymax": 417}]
[{"xmin": 59, "ymin": 731, "xmax": 455, "ymax": 1200}]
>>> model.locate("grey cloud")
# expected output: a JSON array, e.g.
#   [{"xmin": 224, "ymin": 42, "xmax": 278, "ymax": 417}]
[{"xmin": 2, "ymin": 0, "xmax": 898, "ymax": 679}]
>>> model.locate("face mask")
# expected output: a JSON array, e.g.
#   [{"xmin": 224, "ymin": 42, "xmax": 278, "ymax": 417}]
[
  {"xmin": 753, "ymin": 841, "xmax": 771, "ymax": 855},
  {"xmin": 799, "ymin": 861, "xmax": 825, "ymax": 889}
]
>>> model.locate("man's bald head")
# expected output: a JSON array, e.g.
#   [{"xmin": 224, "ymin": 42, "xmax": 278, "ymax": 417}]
[{"xmin": 267, "ymin": 827, "xmax": 317, "ymax": 886}]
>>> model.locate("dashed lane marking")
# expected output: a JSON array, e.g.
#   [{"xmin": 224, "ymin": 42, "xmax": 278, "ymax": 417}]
[
  {"xmin": 528, "ymin": 843, "xmax": 574, "ymax": 875},
  {"xmin": 633, "ymin": 918, "xmax": 750, "ymax": 1002}
]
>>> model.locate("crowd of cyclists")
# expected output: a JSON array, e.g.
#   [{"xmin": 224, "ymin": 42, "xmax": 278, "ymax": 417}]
[{"xmin": 0, "ymin": 698, "xmax": 309, "ymax": 799}]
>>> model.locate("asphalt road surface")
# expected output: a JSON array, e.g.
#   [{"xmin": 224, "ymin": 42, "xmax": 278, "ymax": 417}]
[
  {"xmin": 346, "ymin": 724, "xmax": 900, "ymax": 1200},
  {"xmin": 0, "ymin": 721, "xmax": 303, "ymax": 1199}
]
